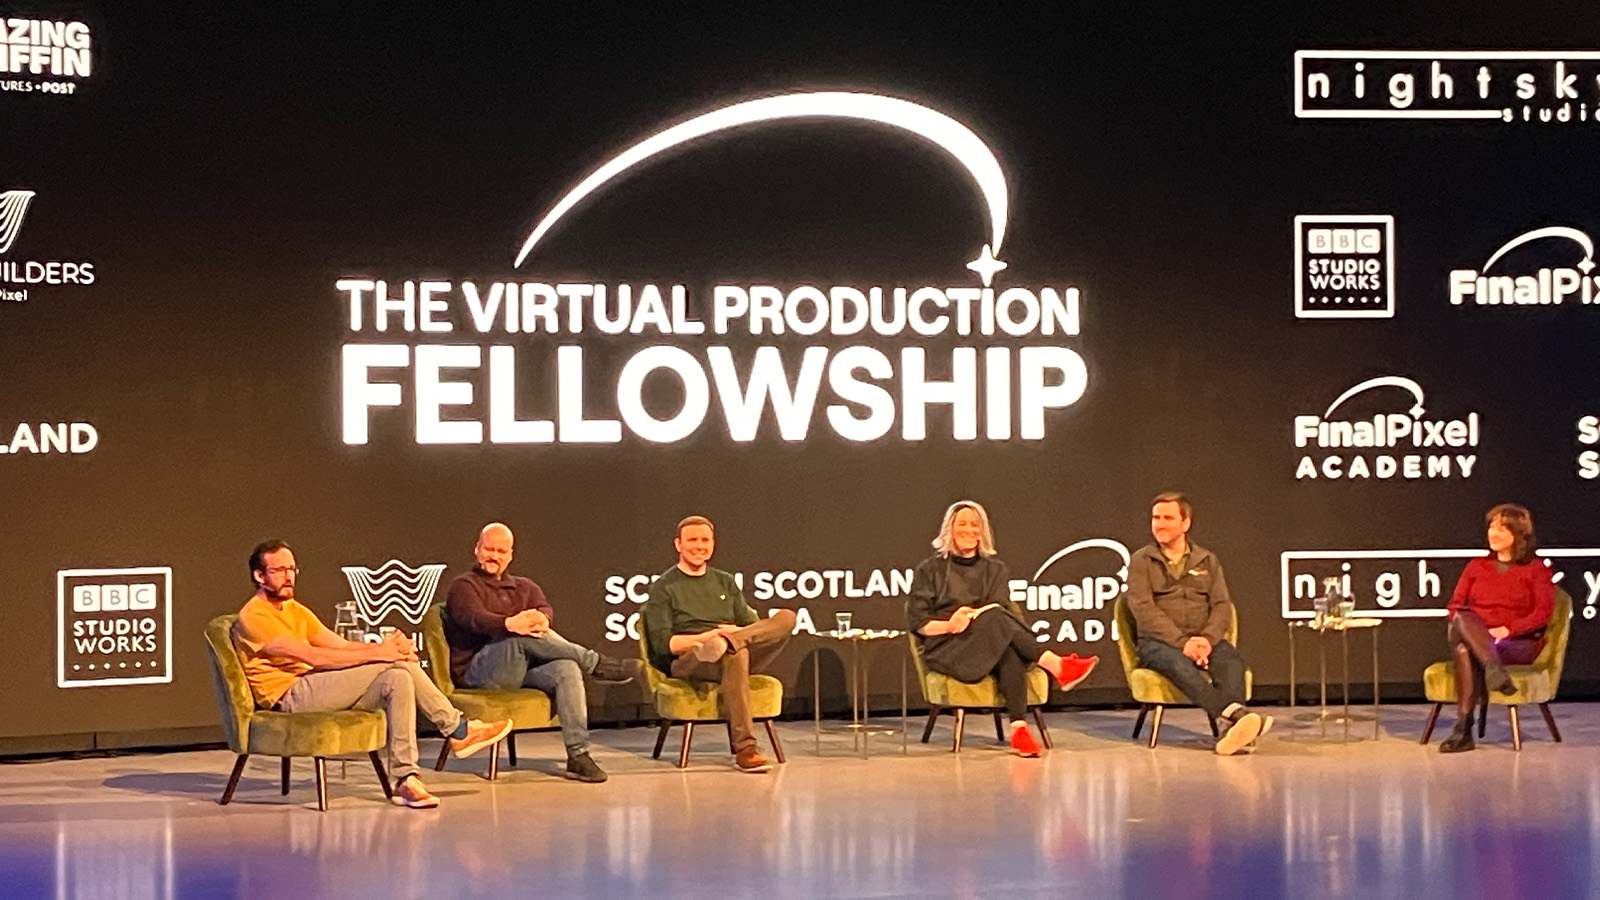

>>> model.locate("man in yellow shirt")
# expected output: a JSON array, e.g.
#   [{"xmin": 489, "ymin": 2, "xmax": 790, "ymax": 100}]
[{"xmin": 233, "ymin": 540, "xmax": 512, "ymax": 808}]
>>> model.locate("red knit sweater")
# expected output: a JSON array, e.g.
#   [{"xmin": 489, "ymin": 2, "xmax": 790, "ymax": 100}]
[{"xmin": 1446, "ymin": 556, "xmax": 1554, "ymax": 637}]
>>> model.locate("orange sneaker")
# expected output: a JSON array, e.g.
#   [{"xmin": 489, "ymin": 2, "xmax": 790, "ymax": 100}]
[
  {"xmin": 1009, "ymin": 723, "xmax": 1043, "ymax": 758},
  {"xmin": 734, "ymin": 747, "xmax": 773, "ymax": 773},
  {"xmin": 391, "ymin": 774, "xmax": 440, "ymax": 809},
  {"xmin": 1053, "ymin": 654, "xmax": 1098, "ymax": 691},
  {"xmin": 450, "ymin": 718, "xmax": 513, "ymax": 759}
]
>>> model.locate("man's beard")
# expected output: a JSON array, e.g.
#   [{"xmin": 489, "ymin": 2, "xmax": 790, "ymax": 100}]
[{"xmin": 267, "ymin": 584, "xmax": 295, "ymax": 600}]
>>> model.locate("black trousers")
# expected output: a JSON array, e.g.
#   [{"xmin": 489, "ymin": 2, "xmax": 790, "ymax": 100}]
[{"xmin": 923, "ymin": 612, "xmax": 1041, "ymax": 721}]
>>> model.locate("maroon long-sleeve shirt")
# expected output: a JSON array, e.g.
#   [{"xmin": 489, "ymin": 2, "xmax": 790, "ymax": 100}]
[
  {"xmin": 442, "ymin": 568, "xmax": 555, "ymax": 681},
  {"xmin": 1446, "ymin": 556, "xmax": 1554, "ymax": 638}
]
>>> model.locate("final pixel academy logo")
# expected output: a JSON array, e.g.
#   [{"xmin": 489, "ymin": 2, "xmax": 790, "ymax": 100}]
[
  {"xmin": 1009, "ymin": 538, "xmax": 1130, "ymax": 645},
  {"xmin": 1450, "ymin": 226, "xmax": 1600, "ymax": 307},
  {"xmin": 1294, "ymin": 376, "xmax": 1480, "ymax": 481},
  {"xmin": 339, "ymin": 91, "xmax": 1092, "ymax": 448}
]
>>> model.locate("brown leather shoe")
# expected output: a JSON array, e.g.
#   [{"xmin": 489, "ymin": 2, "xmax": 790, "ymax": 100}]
[{"xmin": 734, "ymin": 747, "xmax": 773, "ymax": 773}]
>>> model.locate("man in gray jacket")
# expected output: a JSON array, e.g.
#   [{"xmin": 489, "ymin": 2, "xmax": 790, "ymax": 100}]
[{"xmin": 1126, "ymin": 492, "xmax": 1272, "ymax": 755}]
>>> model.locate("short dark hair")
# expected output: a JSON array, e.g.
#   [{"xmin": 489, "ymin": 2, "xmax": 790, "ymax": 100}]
[
  {"xmin": 1151, "ymin": 491, "xmax": 1193, "ymax": 521},
  {"xmin": 249, "ymin": 540, "xmax": 293, "ymax": 585},
  {"xmin": 1486, "ymin": 503, "xmax": 1537, "ymax": 564},
  {"xmin": 676, "ymin": 515, "xmax": 714, "ymax": 538}
]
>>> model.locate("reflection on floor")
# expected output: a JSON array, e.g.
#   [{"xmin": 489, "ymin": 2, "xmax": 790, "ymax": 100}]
[{"xmin": 0, "ymin": 703, "xmax": 1592, "ymax": 899}]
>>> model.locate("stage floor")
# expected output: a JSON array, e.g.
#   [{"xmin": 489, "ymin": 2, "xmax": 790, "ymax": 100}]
[{"xmin": 0, "ymin": 702, "xmax": 1591, "ymax": 900}]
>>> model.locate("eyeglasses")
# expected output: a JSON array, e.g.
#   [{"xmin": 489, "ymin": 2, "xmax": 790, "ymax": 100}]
[{"xmin": 265, "ymin": 566, "xmax": 299, "ymax": 577}]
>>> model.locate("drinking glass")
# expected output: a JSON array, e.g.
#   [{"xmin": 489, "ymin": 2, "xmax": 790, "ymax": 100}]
[{"xmin": 835, "ymin": 612, "xmax": 853, "ymax": 636}]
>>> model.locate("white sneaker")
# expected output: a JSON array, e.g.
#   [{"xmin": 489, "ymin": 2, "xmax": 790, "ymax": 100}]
[{"xmin": 1216, "ymin": 712, "xmax": 1263, "ymax": 756}]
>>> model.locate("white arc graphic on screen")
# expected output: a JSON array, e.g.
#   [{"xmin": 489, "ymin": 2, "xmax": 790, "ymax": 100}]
[
  {"xmin": 1483, "ymin": 226, "xmax": 1596, "ymax": 274},
  {"xmin": 1323, "ymin": 376, "xmax": 1426, "ymax": 418},
  {"xmin": 512, "ymin": 92, "xmax": 1011, "ymax": 284},
  {"xmin": 1033, "ymin": 538, "xmax": 1132, "ymax": 582},
  {"xmin": 0, "ymin": 190, "xmax": 35, "ymax": 255},
  {"xmin": 341, "ymin": 560, "xmax": 446, "ymax": 627}
]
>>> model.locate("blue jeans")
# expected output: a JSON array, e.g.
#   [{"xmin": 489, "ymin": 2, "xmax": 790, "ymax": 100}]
[
  {"xmin": 1136, "ymin": 638, "xmax": 1247, "ymax": 721},
  {"xmin": 462, "ymin": 632, "xmax": 598, "ymax": 756}
]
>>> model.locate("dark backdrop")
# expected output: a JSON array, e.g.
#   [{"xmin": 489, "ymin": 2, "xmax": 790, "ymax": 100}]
[{"xmin": 5, "ymin": 2, "xmax": 1600, "ymax": 748}]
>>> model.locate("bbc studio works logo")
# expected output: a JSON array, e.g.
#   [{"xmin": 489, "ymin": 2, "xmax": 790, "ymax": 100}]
[
  {"xmin": 1294, "ymin": 215, "xmax": 1394, "ymax": 319},
  {"xmin": 57, "ymin": 567, "xmax": 172, "ymax": 687}
]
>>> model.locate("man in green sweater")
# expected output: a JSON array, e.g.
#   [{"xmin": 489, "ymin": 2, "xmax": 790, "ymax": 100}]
[{"xmin": 642, "ymin": 515, "xmax": 797, "ymax": 773}]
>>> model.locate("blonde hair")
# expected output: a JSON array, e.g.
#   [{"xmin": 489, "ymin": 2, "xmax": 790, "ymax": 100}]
[{"xmin": 931, "ymin": 500, "xmax": 997, "ymax": 557}]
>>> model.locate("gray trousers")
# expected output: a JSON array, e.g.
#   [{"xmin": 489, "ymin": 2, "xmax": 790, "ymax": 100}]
[
  {"xmin": 461, "ymin": 631, "xmax": 597, "ymax": 756},
  {"xmin": 277, "ymin": 661, "xmax": 463, "ymax": 783}
]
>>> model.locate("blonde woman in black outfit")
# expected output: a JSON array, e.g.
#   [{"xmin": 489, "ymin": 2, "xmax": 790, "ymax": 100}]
[{"xmin": 906, "ymin": 500, "xmax": 1098, "ymax": 757}]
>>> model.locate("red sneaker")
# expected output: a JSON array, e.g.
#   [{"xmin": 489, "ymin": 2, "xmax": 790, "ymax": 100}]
[
  {"xmin": 1053, "ymin": 654, "xmax": 1098, "ymax": 691},
  {"xmin": 1009, "ymin": 724, "xmax": 1043, "ymax": 758}
]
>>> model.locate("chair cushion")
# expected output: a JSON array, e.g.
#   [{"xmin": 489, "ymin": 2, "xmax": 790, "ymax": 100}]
[
  {"xmin": 1423, "ymin": 661, "xmax": 1557, "ymax": 705},
  {"xmin": 652, "ymin": 674, "xmax": 784, "ymax": 720},
  {"xmin": 922, "ymin": 667, "xmax": 1050, "ymax": 708},
  {"xmin": 247, "ymin": 709, "xmax": 387, "ymax": 758},
  {"xmin": 1125, "ymin": 667, "xmax": 1254, "ymax": 706},
  {"xmin": 447, "ymin": 688, "xmax": 557, "ymax": 726}
]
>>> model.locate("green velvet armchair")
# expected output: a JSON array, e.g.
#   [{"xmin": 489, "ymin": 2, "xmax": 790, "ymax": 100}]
[
  {"xmin": 1113, "ymin": 595, "xmax": 1251, "ymax": 748},
  {"xmin": 637, "ymin": 633, "xmax": 785, "ymax": 767},
  {"xmin": 907, "ymin": 608, "xmax": 1054, "ymax": 753},
  {"xmin": 1420, "ymin": 588, "xmax": 1572, "ymax": 750},
  {"xmin": 205, "ymin": 615, "xmax": 391, "ymax": 811},
  {"xmin": 420, "ymin": 605, "xmax": 558, "ymax": 779}
]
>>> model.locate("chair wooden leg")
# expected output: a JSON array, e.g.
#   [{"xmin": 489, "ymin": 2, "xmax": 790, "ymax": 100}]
[
  {"xmin": 1508, "ymin": 705, "xmax": 1522, "ymax": 751},
  {"xmin": 1132, "ymin": 704, "xmax": 1149, "ymax": 740},
  {"xmin": 219, "ymin": 754, "xmax": 249, "ymax": 805},
  {"xmin": 1540, "ymin": 702, "xmax": 1562, "ymax": 742},
  {"xmin": 433, "ymin": 740, "xmax": 451, "ymax": 772},
  {"xmin": 1147, "ymin": 705, "xmax": 1165, "ymax": 749},
  {"xmin": 486, "ymin": 742, "xmax": 501, "ymax": 780},
  {"xmin": 1478, "ymin": 693, "xmax": 1488, "ymax": 738},
  {"xmin": 652, "ymin": 721, "xmax": 671, "ymax": 759},
  {"xmin": 727, "ymin": 722, "xmax": 736, "ymax": 755},
  {"xmin": 369, "ymin": 751, "xmax": 392, "ymax": 799},
  {"xmin": 921, "ymin": 707, "xmax": 941, "ymax": 743},
  {"xmin": 1208, "ymin": 717, "xmax": 1220, "ymax": 739},
  {"xmin": 1032, "ymin": 708, "xmax": 1053, "ymax": 749},
  {"xmin": 314, "ymin": 757, "xmax": 328, "ymax": 812},
  {"xmin": 764, "ymin": 720, "xmax": 786, "ymax": 763},
  {"xmin": 507, "ymin": 732, "xmax": 518, "ymax": 767},
  {"xmin": 1420, "ymin": 702, "xmax": 1443, "ymax": 744},
  {"xmin": 280, "ymin": 757, "xmax": 291, "ymax": 795},
  {"xmin": 993, "ymin": 712, "xmax": 1006, "ymax": 743},
  {"xmin": 678, "ymin": 722, "xmax": 695, "ymax": 768},
  {"xmin": 952, "ymin": 709, "xmax": 967, "ymax": 753}
]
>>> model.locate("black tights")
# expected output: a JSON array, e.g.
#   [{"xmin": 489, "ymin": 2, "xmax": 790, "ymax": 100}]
[{"xmin": 994, "ymin": 646, "xmax": 1032, "ymax": 722}]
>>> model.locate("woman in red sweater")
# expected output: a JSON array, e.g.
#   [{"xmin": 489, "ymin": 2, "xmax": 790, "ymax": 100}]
[{"xmin": 1438, "ymin": 503, "xmax": 1554, "ymax": 753}]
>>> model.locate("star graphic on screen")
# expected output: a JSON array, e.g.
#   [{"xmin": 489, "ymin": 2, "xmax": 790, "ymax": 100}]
[{"xmin": 967, "ymin": 244, "xmax": 1007, "ymax": 286}]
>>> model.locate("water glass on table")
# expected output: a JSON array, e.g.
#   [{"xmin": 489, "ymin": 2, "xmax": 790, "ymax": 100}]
[{"xmin": 835, "ymin": 612, "xmax": 853, "ymax": 636}]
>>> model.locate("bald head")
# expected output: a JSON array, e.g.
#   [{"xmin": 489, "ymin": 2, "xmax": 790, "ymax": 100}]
[{"xmin": 474, "ymin": 522, "xmax": 514, "ymax": 577}]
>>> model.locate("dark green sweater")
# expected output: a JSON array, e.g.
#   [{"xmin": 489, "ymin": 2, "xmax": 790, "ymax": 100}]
[{"xmin": 641, "ymin": 565, "xmax": 757, "ymax": 672}]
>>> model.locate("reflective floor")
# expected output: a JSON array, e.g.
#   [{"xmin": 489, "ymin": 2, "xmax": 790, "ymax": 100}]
[{"xmin": 0, "ymin": 703, "xmax": 1592, "ymax": 900}]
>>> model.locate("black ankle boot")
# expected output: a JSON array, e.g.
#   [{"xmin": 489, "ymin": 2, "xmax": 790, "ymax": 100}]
[
  {"xmin": 1486, "ymin": 664, "xmax": 1516, "ymax": 696},
  {"xmin": 1439, "ymin": 714, "xmax": 1476, "ymax": 753}
]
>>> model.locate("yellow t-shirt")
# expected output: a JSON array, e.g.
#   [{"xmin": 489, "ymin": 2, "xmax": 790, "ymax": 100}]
[{"xmin": 232, "ymin": 596, "xmax": 325, "ymax": 707}]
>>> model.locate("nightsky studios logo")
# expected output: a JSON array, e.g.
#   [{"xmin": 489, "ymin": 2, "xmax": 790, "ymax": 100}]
[
  {"xmin": 1, "ymin": 17, "xmax": 90, "ymax": 94},
  {"xmin": 1294, "ymin": 376, "xmax": 1480, "ymax": 481},
  {"xmin": 1297, "ymin": 51, "xmax": 1600, "ymax": 124},
  {"xmin": 0, "ymin": 189, "xmax": 97, "ymax": 304},
  {"xmin": 1295, "ymin": 214, "xmax": 1394, "ymax": 319},
  {"xmin": 57, "ymin": 567, "xmax": 172, "ymax": 687},
  {"xmin": 340, "ymin": 91, "xmax": 1090, "ymax": 448},
  {"xmin": 1450, "ymin": 226, "xmax": 1600, "ymax": 307}
]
